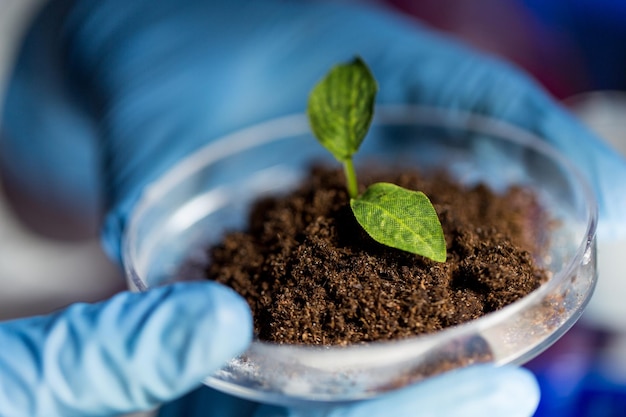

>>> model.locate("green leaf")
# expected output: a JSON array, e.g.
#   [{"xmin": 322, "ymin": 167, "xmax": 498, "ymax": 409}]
[
  {"xmin": 350, "ymin": 182, "xmax": 447, "ymax": 262},
  {"xmin": 307, "ymin": 57, "xmax": 378, "ymax": 162}
]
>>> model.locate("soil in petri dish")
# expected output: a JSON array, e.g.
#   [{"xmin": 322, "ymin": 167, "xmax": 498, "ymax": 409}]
[{"xmin": 199, "ymin": 164, "xmax": 551, "ymax": 346}]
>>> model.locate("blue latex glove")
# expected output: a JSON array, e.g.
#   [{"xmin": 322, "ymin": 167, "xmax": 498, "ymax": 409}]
[
  {"xmin": 156, "ymin": 365, "xmax": 539, "ymax": 417},
  {"xmin": 2, "ymin": 0, "xmax": 624, "ymax": 251},
  {"xmin": 3, "ymin": 0, "xmax": 625, "ymax": 416},
  {"xmin": 0, "ymin": 282, "xmax": 253, "ymax": 417}
]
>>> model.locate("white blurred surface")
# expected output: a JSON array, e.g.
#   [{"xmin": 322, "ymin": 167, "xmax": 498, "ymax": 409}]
[{"xmin": 0, "ymin": 183, "xmax": 124, "ymax": 320}]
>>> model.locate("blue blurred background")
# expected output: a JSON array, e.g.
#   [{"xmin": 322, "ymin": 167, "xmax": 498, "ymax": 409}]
[{"xmin": 387, "ymin": 0, "xmax": 626, "ymax": 98}]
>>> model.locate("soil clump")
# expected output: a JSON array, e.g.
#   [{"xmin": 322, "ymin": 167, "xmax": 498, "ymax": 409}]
[{"xmin": 202, "ymin": 165, "xmax": 550, "ymax": 346}]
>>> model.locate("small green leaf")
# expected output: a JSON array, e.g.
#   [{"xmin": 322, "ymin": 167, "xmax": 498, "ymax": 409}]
[
  {"xmin": 307, "ymin": 57, "xmax": 378, "ymax": 162},
  {"xmin": 350, "ymin": 182, "xmax": 447, "ymax": 262}
]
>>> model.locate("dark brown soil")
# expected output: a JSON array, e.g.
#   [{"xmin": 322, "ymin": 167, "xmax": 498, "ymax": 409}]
[{"xmin": 202, "ymin": 165, "xmax": 550, "ymax": 346}]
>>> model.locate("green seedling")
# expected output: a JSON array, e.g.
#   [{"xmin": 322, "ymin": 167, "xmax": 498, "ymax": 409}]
[{"xmin": 307, "ymin": 57, "xmax": 447, "ymax": 262}]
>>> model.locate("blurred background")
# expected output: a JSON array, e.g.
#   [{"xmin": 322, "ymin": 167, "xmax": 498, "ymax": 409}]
[
  {"xmin": 1, "ymin": 0, "xmax": 625, "ymax": 415},
  {"xmin": 0, "ymin": 0, "xmax": 123, "ymax": 322}
]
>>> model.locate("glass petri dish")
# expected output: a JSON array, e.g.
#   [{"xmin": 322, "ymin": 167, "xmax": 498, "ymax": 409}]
[{"xmin": 122, "ymin": 105, "xmax": 597, "ymax": 406}]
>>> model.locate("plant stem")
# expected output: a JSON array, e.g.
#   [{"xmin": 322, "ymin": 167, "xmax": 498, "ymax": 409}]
[{"xmin": 343, "ymin": 159, "xmax": 359, "ymax": 199}]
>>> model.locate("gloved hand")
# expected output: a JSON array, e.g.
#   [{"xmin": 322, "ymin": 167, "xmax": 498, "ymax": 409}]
[
  {"xmin": 0, "ymin": 282, "xmax": 253, "ymax": 417},
  {"xmin": 157, "ymin": 365, "xmax": 539, "ymax": 417},
  {"xmin": 3, "ymin": 0, "xmax": 625, "ymax": 416},
  {"xmin": 0, "ymin": 284, "xmax": 537, "ymax": 417},
  {"xmin": 3, "ymin": 0, "xmax": 624, "ymax": 252}
]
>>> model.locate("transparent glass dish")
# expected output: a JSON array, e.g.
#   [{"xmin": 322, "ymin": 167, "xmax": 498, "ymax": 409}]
[{"xmin": 122, "ymin": 105, "xmax": 597, "ymax": 406}]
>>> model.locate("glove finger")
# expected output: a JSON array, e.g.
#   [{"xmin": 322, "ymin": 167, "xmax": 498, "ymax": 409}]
[
  {"xmin": 254, "ymin": 365, "xmax": 539, "ymax": 417},
  {"xmin": 0, "ymin": 282, "xmax": 252, "ymax": 417},
  {"xmin": 527, "ymin": 105, "xmax": 626, "ymax": 241}
]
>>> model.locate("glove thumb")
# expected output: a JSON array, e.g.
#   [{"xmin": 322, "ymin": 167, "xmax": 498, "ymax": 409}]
[
  {"xmin": 254, "ymin": 365, "xmax": 539, "ymax": 417},
  {"xmin": 0, "ymin": 282, "xmax": 252, "ymax": 417}
]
